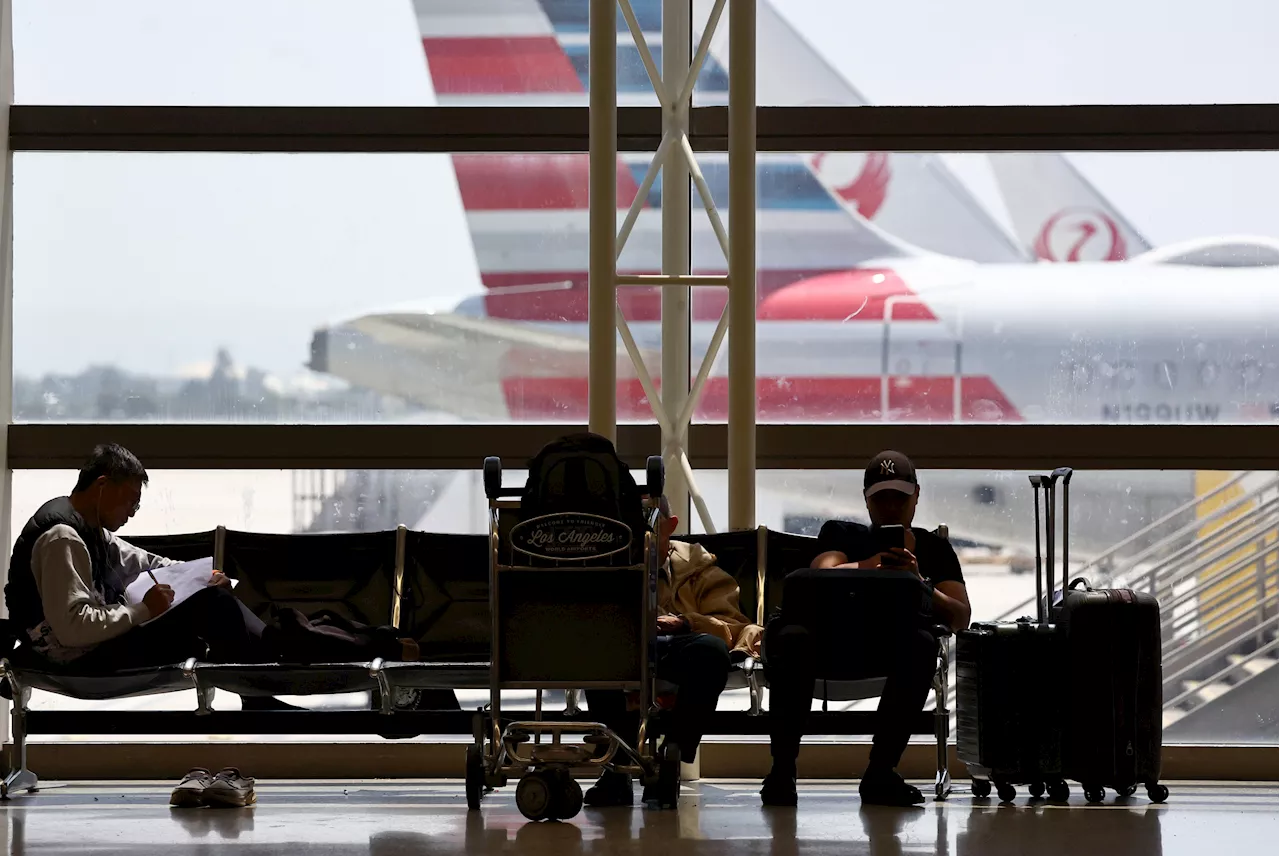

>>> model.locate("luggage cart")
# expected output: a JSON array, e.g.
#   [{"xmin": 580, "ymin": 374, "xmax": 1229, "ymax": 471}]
[{"xmin": 467, "ymin": 453, "xmax": 675, "ymax": 821}]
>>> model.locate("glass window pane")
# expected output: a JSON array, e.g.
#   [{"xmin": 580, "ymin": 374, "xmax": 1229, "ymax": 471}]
[
  {"xmin": 686, "ymin": 151, "xmax": 1278, "ymax": 423},
  {"xmin": 14, "ymin": 0, "xmax": 438, "ymax": 107},
  {"xmin": 705, "ymin": 0, "xmax": 1279, "ymax": 106},
  {"xmin": 13, "ymin": 151, "xmax": 665, "ymax": 424},
  {"xmin": 20, "ymin": 1, "xmax": 1273, "ymax": 107}
]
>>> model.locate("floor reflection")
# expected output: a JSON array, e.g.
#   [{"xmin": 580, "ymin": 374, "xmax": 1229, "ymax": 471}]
[{"xmin": 1, "ymin": 780, "xmax": 1262, "ymax": 856}]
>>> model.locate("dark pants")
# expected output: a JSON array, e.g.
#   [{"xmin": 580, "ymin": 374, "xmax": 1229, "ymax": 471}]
[
  {"xmin": 585, "ymin": 632, "xmax": 731, "ymax": 763},
  {"xmin": 70, "ymin": 586, "xmax": 273, "ymax": 671},
  {"xmin": 764, "ymin": 621, "xmax": 938, "ymax": 770}
]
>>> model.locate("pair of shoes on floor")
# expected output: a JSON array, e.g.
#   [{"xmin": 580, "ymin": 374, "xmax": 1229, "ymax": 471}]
[
  {"xmin": 171, "ymin": 768, "xmax": 256, "ymax": 808},
  {"xmin": 582, "ymin": 769, "xmax": 679, "ymax": 808},
  {"xmin": 759, "ymin": 766, "xmax": 925, "ymax": 807}
]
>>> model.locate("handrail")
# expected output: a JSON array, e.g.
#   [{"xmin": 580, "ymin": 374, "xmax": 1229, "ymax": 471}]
[
  {"xmin": 1168, "ymin": 559, "xmax": 1278, "ymax": 633},
  {"xmin": 1138, "ymin": 511, "xmax": 1279, "ymax": 597},
  {"xmin": 1077, "ymin": 471, "xmax": 1252, "ymax": 575},
  {"xmin": 1172, "ymin": 591, "xmax": 1280, "ymax": 675},
  {"xmin": 1160, "ymin": 546, "xmax": 1278, "ymax": 626},
  {"xmin": 1114, "ymin": 497, "xmax": 1278, "ymax": 593}
]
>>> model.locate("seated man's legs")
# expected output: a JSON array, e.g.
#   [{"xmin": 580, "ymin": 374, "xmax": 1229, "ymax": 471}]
[
  {"xmin": 760, "ymin": 622, "xmax": 939, "ymax": 806},
  {"xmin": 760, "ymin": 622, "xmax": 818, "ymax": 805},
  {"xmin": 868, "ymin": 626, "xmax": 939, "ymax": 772},
  {"xmin": 655, "ymin": 633, "xmax": 730, "ymax": 763},
  {"xmin": 71, "ymin": 586, "xmax": 272, "ymax": 671},
  {"xmin": 68, "ymin": 586, "xmax": 299, "ymax": 710},
  {"xmin": 584, "ymin": 632, "xmax": 731, "ymax": 807}
]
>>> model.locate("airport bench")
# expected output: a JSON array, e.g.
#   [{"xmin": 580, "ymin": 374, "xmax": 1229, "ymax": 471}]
[{"xmin": 1, "ymin": 524, "xmax": 951, "ymax": 798}]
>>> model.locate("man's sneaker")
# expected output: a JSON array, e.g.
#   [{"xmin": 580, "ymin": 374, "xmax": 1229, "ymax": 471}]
[
  {"xmin": 759, "ymin": 770, "xmax": 799, "ymax": 806},
  {"xmin": 858, "ymin": 768, "xmax": 925, "ymax": 807},
  {"xmin": 583, "ymin": 770, "xmax": 634, "ymax": 807},
  {"xmin": 170, "ymin": 768, "xmax": 213, "ymax": 808},
  {"xmin": 202, "ymin": 768, "xmax": 257, "ymax": 808}
]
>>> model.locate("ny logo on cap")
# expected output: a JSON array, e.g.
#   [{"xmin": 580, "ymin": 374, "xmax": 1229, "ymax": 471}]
[{"xmin": 880, "ymin": 459, "xmax": 896, "ymax": 475}]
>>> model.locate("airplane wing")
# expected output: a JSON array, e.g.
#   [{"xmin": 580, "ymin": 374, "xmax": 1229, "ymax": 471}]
[
  {"xmin": 309, "ymin": 309, "xmax": 656, "ymax": 421},
  {"xmin": 987, "ymin": 152, "xmax": 1153, "ymax": 262}
]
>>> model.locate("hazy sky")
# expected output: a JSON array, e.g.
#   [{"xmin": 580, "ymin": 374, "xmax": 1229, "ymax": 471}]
[{"xmin": 10, "ymin": 0, "xmax": 1278, "ymax": 379}]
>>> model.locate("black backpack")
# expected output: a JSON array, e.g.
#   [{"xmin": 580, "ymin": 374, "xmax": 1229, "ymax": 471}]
[{"xmin": 521, "ymin": 433, "xmax": 648, "ymax": 552}]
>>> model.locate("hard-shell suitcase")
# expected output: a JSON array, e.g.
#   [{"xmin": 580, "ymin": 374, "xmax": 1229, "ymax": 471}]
[
  {"xmin": 955, "ymin": 620, "xmax": 1065, "ymax": 800},
  {"xmin": 956, "ymin": 469, "xmax": 1072, "ymax": 801},
  {"xmin": 1057, "ymin": 579, "xmax": 1167, "ymax": 803}
]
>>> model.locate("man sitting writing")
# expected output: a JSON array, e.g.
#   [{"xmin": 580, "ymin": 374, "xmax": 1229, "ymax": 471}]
[
  {"xmin": 760, "ymin": 451, "xmax": 971, "ymax": 806},
  {"xmin": 584, "ymin": 495, "xmax": 763, "ymax": 807},
  {"xmin": 5, "ymin": 444, "xmax": 288, "ymax": 709}
]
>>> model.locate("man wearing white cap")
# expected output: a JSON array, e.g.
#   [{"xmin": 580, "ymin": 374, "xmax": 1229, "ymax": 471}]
[{"xmin": 760, "ymin": 451, "xmax": 971, "ymax": 806}]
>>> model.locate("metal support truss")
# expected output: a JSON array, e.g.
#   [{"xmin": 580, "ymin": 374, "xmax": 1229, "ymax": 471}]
[{"xmin": 593, "ymin": 0, "xmax": 753, "ymax": 534}]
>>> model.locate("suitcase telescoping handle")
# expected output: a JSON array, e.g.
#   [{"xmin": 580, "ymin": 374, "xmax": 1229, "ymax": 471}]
[
  {"xmin": 1034, "ymin": 468, "xmax": 1075, "ymax": 614},
  {"xmin": 1045, "ymin": 474, "xmax": 1056, "ymax": 616},
  {"xmin": 1050, "ymin": 467, "xmax": 1073, "ymax": 585},
  {"xmin": 1029, "ymin": 468, "xmax": 1074, "ymax": 622},
  {"xmin": 1029, "ymin": 474, "xmax": 1047, "ymax": 624}
]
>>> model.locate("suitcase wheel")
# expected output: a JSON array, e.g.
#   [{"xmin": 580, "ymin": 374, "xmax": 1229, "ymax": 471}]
[
  {"xmin": 996, "ymin": 782, "xmax": 1018, "ymax": 803},
  {"xmin": 1146, "ymin": 783, "xmax": 1169, "ymax": 803},
  {"xmin": 1048, "ymin": 781, "xmax": 1070, "ymax": 802},
  {"xmin": 1028, "ymin": 781, "xmax": 1046, "ymax": 800},
  {"xmin": 1083, "ymin": 785, "xmax": 1106, "ymax": 803},
  {"xmin": 970, "ymin": 778, "xmax": 992, "ymax": 799},
  {"xmin": 1116, "ymin": 783, "xmax": 1137, "ymax": 798}
]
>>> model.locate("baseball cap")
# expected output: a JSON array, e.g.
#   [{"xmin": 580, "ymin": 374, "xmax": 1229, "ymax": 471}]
[{"xmin": 864, "ymin": 450, "xmax": 918, "ymax": 498}]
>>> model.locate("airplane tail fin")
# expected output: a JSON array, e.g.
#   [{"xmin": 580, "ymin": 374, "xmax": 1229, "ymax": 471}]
[
  {"xmin": 698, "ymin": 0, "xmax": 1026, "ymax": 264},
  {"xmin": 989, "ymin": 153, "xmax": 1152, "ymax": 262}
]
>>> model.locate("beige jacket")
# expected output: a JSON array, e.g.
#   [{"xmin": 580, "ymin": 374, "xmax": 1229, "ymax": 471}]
[{"xmin": 660, "ymin": 541, "xmax": 763, "ymax": 656}]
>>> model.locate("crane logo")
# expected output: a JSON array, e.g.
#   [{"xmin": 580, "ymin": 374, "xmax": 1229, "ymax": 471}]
[
  {"xmin": 1034, "ymin": 207, "xmax": 1127, "ymax": 262},
  {"xmin": 810, "ymin": 151, "xmax": 891, "ymax": 219}
]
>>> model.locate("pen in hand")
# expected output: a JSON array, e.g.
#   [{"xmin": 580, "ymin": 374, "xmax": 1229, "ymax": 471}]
[{"xmin": 142, "ymin": 568, "xmax": 174, "ymax": 617}]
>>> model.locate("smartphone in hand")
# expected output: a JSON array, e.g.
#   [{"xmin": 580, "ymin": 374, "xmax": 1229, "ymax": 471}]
[{"xmin": 871, "ymin": 524, "xmax": 907, "ymax": 555}]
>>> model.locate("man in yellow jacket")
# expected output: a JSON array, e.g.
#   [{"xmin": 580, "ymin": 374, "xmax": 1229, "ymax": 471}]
[{"xmin": 584, "ymin": 495, "xmax": 762, "ymax": 808}]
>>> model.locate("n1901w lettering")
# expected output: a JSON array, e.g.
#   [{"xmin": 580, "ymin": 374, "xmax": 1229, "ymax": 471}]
[{"xmin": 1101, "ymin": 403, "xmax": 1220, "ymax": 422}]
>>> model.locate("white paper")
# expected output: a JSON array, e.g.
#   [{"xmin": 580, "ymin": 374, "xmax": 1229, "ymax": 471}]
[{"xmin": 124, "ymin": 557, "xmax": 230, "ymax": 620}]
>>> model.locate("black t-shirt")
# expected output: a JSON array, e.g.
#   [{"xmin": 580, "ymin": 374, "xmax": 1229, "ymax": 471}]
[{"xmin": 816, "ymin": 520, "xmax": 966, "ymax": 587}]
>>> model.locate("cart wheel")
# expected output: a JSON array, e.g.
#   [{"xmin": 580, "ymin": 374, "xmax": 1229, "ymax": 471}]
[
  {"xmin": 1048, "ymin": 781, "xmax": 1070, "ymax": 802},
  {"xmin": 1116, "ymin": 783, "xmax": 1138, "ymax": 798},
  {"xmin": 970, "ymin": 778, "xmax": 992, "ymax": 799},
  {"xmin": 1084, "ymin": 785, "xmax": 1106, "ymax": 804},
  {"xmin": 483, "ymin": 456, "xmax": 503, "ymax": 500},
  {"xmin": 551, "ymin": 771, "xmax": 583, "ymax": 820},
  {"xmin": 646, "ymin": 455, "xmax": 664, "ymax": 499},
  {"xmin": 996, "ymin": 782, "xmax": 1017, "ymax": 803},
  {"xmin": 516, "ymin": 771, "xmax": 555, "ymax": 821},
  {"xmin": 1146, "ymin": 783, "xmax": 1169, "ymax": 803},
  {"xmin": 1029, "ymin": 781, "xmax": 1046, "ymax": 800},
  {"xmin": 465, "ymin": 744, "xmax": 486, "ymax": 811}
]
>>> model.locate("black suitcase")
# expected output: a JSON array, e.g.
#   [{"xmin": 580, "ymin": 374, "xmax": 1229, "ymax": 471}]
[
  {"xmin": 1057, "ymin": 580, "xmax": 1167, "ymax": 802},
  {"xmin": 956, "ymin": 469, "xmax": 1071, "ymax": 801}
]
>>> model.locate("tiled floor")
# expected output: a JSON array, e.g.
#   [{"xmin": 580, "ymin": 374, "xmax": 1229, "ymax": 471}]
[{"xmin": 1, "ymin": 779, "xmax": 1275, "ymax": 855}]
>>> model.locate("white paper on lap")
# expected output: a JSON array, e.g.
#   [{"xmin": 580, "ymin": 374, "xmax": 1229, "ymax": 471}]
[{"xmin": 123, "ymin": 557, "xmax": 234, "ymax": 623}]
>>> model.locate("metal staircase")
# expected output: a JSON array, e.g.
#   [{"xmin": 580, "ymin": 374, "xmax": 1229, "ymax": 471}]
[{"xmin": 944, "ymin": 472, "xmax": 1279, "ymax": 739}]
